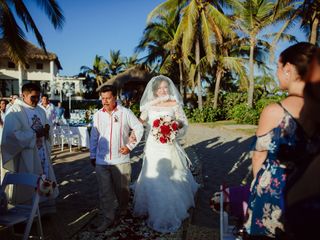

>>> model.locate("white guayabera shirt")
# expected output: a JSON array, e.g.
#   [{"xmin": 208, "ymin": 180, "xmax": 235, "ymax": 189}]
[{"xmin": 89, "ymin": 105, "xmax": 144, "ymax": 166}]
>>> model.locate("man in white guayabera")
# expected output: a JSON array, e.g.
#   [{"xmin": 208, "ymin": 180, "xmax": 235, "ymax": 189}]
[{"xmin": 89, "ymin": 85, "xmax": 144, "ymax": 232}]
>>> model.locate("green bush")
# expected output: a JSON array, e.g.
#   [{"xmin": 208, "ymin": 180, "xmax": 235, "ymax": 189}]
[
  {"xmin": 130, "ymin": 103, "xmax": 140, "ymax": 117},
  {"xmin": 188, "ymin": 106, "xmax": 223, "ymax": 123},
  {"xmin": 255, "ymin": 95, "xmax": 285, "ymax": 114},
  {"xmin": 228, "ymin": 103, "xmax": 259, "ymax": 125},
  {"xmin": 183, "ymin": 107, "xmax": 193, "ymax": 119}
]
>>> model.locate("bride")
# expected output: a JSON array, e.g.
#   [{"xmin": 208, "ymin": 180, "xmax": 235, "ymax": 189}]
[{"xmin": 133, "ymin": 75, "xmax": 199, "ymax": 233}]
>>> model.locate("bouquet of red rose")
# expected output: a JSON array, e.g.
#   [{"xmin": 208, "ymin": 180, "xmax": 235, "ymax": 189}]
[{"xmin": 152, "ymin": 116, "xmax": 179, "ymax": 144}]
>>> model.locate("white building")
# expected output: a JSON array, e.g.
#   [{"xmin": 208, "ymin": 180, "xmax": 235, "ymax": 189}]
[{"xmin": 0, "ymin": 39, "xmax": 84, "ymax": 100}]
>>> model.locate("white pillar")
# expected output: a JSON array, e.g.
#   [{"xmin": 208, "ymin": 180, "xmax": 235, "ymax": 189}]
[
  {"xmin": 18, "ymin": 63, "xmax": 23, "ymax": 96},
  {"xmin": 50, "ymin": 60, "xmax": 55, "ymax": 98}
]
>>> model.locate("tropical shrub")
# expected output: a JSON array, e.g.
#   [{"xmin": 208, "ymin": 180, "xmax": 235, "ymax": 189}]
[
  {"xmin": 188, "ymin": 106, "xmax": 223, "ymax": 123},
  {"xmin": 130, "ymin": 103, "xmax": 140, "ymax": 117},
  {"xmin": 228, "ymin": 103, "xmax": 259, "ymax": 124}
]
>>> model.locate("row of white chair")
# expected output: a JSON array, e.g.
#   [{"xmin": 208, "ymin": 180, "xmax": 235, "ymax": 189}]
[{"xmin": 52, "ymin": 125, "xmax": 81, "ymax": 152}]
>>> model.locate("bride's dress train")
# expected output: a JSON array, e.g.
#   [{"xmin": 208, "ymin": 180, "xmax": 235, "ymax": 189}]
[{"xmin": 133, "ymin": 105, "xmax": 199, "ymax": 233}]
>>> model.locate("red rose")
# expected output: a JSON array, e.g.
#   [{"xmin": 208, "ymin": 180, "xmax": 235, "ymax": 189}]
[
  {"xmin": 159, "ymin": 136, "xmax": 167, "ymax": 143},
  {"xmin": 160, "ymin": 125, "xmax": 171, "ymax": 135},
  {"xmin": 153, "ymin": 119, "xmax": 160, "ymax": 127},
  {"xmin": 44, "ymin": 181, "xmax": 51, "ymax": 187},
  {"xmin": 172, "ymin": 122, "xmax": 178, "ymax": 131}
]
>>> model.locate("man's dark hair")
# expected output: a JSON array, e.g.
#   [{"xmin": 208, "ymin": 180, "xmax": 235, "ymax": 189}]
[
  {"xmin": 41, "ymin": 94, "xmax": 49, "ymax": 99},
  {"xmin": 22, "ymin": 83, "xmax": 40, "ymax": 93},
  {"xmin": 0, "ymin": 99, "xmax": 8, "ymax": 104},
  {"xmin": 99, "ymin": 85, "xmax": 117, "ymax": 96}
]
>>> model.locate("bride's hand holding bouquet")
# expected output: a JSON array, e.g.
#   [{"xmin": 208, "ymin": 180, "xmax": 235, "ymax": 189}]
[{"xmin": 152, "ymin": 115, "xmax": 179, "ymax": 144}]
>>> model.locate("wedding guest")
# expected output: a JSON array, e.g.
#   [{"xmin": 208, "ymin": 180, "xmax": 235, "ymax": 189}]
[
  {"xmin": 5, "ymin": 94, "xmax": 18, "ymax": 111},
  {"xmin": 55, "ymin": 101, "xmax": 66, "ymax": 124},
  {"xmin": 89, "ymin": 85, "xmax": 144, "ymax": 232},
  {"xmin": 244, "ymin": 42, "xmax": 317, "ymax": 239},
  {"xmin": 1, "ymin": 83, "xmax": 58, "ymax": 208},
  {"xmin": 284, "ymin": 47, "xmax": 320, "ymax": 240},
  {"xmin": 0, "ymin": 99, "xmax": 8, "ymax": 181},
  {"xmin": 39, "ymin": 94, "xmax": 56, "ymax": 126},
  {"xmin": 0, "ymin": 99, "xmax": 7, "ymax": 127}
]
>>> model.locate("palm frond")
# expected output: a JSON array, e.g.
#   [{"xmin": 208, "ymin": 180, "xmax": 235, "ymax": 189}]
[
  {"xmin": 13, "ymin": 0, "xmax": 47, "ymax": 53},
  {"xmin": 35, "ymin": 0, "xmax": 65, "ymax": 29},
  {"xmin": 0, "ymin": 0, "xmax": 27, "ymax": 63},
  {"xmin": 147, "ymin": 0, "xmax": 184, "ymax": 22},
  {"xmin": 200, "ymin": 13, "xmax": 214, "ymax": 64}
]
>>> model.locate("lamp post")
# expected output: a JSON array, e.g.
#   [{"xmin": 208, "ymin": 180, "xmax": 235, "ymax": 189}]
[{"xmin": 62, "ymin": 82, "xmax": 74, "ymax": 112}]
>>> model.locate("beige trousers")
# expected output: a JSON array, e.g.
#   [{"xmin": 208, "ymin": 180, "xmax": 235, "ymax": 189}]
[{"xmin": 95, "ymin": 163, "xmax": 131, "ymax": 222}]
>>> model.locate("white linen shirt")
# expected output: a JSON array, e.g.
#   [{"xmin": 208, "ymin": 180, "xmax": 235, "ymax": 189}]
[
  {"xmin": 39, "ymin": 103, "xmax": 56, "ymax": 125},
  {"xmin": 90, "ymin": 105, "xmax": 143, "ymax": 165}
]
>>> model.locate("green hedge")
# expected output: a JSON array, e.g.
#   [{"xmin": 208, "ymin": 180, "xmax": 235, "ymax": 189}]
[{"xmin": 187, "ymin": 93, "xmax": 286, "ymax": 124}]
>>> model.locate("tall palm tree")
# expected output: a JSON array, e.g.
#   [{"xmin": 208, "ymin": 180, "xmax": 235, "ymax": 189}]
[
  {"xmin": 137, "ymin": 9, "xmax": 187, "ymax": 97},
  {"xmin": 298, "ymin": 0, "xmax": 320, "ymax": 44},
  {"xmin": 149, "ymin": 0, "xmax": 232, "ymax": 109},
  {"xmin": 234, "ymin": 0, "xmax": 294, "ymax": 108},
  {"xmin": 106, "ymin": 50, "xmax": 125, "ymax": 77},
  {"xmin": 212, "ymin": 39, "xmax": 248, "ymax": 108},
  {"xmin": 0, "ymin": 0, "xmax": 64, "ymax": 65},
  {"xmin": 80, "ymin": 55, "xmax": 108, "ymax": 86},
  {"xmin": 273, "ymin": 0, "xmax": 320, "ymax": 45},
  {"xmin": 136, "ymin": 10, "xmax": 180, "ymax": 72}
]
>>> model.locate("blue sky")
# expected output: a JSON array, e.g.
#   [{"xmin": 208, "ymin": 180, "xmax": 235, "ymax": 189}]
[
  {"xmin": 24, "ymin": 0, "xmax": 307, "ymax": 77},
  {"xmin": 25, "ymin": 0, "xmax": 164, "ymax": 76}
]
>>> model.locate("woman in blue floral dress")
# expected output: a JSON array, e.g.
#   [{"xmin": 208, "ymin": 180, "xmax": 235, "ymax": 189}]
[{"xmin": 244, "ymin": 42, "xmax": 317, "ymax": 239}]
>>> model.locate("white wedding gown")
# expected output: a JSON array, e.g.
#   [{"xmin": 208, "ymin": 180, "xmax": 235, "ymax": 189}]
[{"xmin": 133, "ymin": 105, "xmax": 199, "ymax": 233}]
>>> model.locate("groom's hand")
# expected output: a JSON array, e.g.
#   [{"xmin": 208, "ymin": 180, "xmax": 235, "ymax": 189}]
[{"xmin": 119, "ymin": 146, "xmax": 130, "ymax": 155}]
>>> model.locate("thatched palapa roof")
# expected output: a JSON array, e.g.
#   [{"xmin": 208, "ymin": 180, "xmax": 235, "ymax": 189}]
[
  {"xmin": 0, "ymin": 39, "xmax": 62, "ymax": 69},
  {"xmin": 97, "ymin": 66, "xmax": 154, "ymax": 91}
]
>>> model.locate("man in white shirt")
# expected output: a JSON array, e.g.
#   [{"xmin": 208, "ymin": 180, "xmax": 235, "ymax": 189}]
[
  {"xmin": 5, "ymin": 94, "xmax": 18, "ymax": 112},
  {"xmin": 0, "ymin": 99, "xmax": 7, "ymax": 128},
  {"xmin": 39, "ymin": 94, "xmax": 56, "ymax": 126},
  {"xmin": 90, "ymin": 85, "xmax": 144, "ymax": 232}
]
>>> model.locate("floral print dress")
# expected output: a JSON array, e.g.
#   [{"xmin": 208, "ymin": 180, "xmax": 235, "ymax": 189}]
[{"xmin": 245, "ymin": 103, "xmax": 302, "ymax": 238}]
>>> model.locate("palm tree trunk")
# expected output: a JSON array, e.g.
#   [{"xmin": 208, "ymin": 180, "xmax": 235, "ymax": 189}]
[
  {"xmin": 195, "ymin": 37, "xmax": 203, "ymax": 109},
  {"xmin": 248, "ymin": 38, "xmax": 255, "ymax": 108},
  {"xmin": 213, "ymin": 68, "xmax": 222, "ymax": 109},
  {"xmin": 178, "ymin": 60, "xmax": 185, "ymax": 101},
  {"xmin": 96, "ymin": 76, "xmax": 103, "ymax": 87},
  {"xmin": 310, "ymin": 16, "xmax": 319, "ymax": 44}
]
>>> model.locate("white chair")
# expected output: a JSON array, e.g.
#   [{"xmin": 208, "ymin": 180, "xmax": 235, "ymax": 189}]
[
  {"xmin": 0, "ymin": 173, "xmax": 44, "ymax": 240},
  {"xmin": 60, "ymin": 125, "xmax": 81, "ymax": 152},
  {"xmin": 52, "ymin": 125, "xmax": 62, "ymax": 146}
]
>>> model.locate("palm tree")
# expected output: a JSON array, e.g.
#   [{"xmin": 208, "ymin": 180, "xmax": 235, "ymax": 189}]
[
  {"xmin": 106, "ymin": 50, "xmax": 125, "ymax": 77},
  {"xmin": 0, "ymin": 0, "xmax": 64, "ymax": 65},
  {"xmin": 212, "ymin": 39, "xmax": 248, "ymax": 108},
  {"xmin": 234, "ymin": 0, "xmax": 294, "ymax": 108},
  {"xmin": 124, "ymin": 54, "xmax": 140, "ymax": 69},
  {"xmin": 136, "ymin": 10, "xmax": 180, "ymax": 72},
  {"xmin": 149, "ymin": 0, "xmax": 233, "ymax": 109},
  {"xmin": 80, "ymin": 55, "xmax": 108, "ymax": 86},
  {"xmin": 273, "ymin": 0, "xmax": 320, "ymax": 45},
  {"xmin": 297, "ymin": 0, "xmax": 320, "ymax": 44},
  {"xmin": 136, "ymin": 9, "xmax": 188, "ymax": 97}
]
